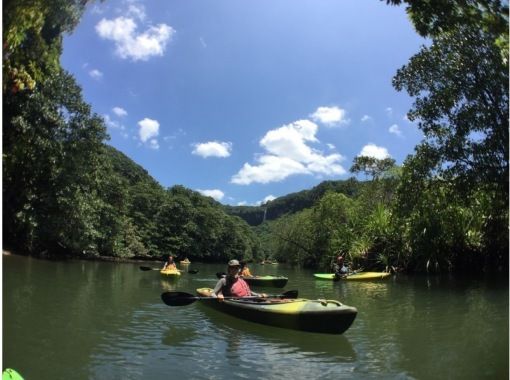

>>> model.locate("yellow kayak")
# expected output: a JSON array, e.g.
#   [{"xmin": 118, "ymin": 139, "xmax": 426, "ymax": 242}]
[
  {"xmin": 314, "ymin": 272, "xmax": 391, "ymax": 281},
  {"xmin": 160, "ymin": 268, "xmax": 181, "ymax": 277}
]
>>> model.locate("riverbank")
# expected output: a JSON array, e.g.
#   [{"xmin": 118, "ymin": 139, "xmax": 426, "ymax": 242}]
[{"xmin": 2, "ymin": 249, "xmax": 163, "ymax": 264}]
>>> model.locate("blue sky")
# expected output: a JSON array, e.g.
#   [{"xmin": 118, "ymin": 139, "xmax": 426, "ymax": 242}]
[{"xmin": 61, "ymin": 0, "xmax": 425, "ymax": 206}]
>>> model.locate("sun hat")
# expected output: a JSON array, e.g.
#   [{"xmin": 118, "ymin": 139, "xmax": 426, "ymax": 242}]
[{"xmin": 228, "ymin": 259, "xmax": 240, "ymax": 267}]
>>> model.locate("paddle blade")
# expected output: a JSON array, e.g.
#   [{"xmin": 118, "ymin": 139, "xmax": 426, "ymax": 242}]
[
  {"xmin": 161, "ymin": 292, "xmax": 197, "ymax": 307},
  {"xmin": 282, "ymin": 290, "xmax": 298, "ymax": 299},
  {"xmin": 188, "ymin": 269, "xmax": 199, "ymax": 274},
  {"xmin": 140, "ymin": 266, "xmax": 153, "ymax": 271},
  {"xmin": 216, "ymin": 272, "xmax": 226, "ymax": 279}
]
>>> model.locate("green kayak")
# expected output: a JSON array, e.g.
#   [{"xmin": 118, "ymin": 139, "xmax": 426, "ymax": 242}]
[
  {"xmin": 196, "ymin": 288, "xmax": 357, "ymax": 334},
  {"xmin": 314, "ymin": 272, "xmax": 391, "ymax": 281},
  {"xmin": 2, "ymin": 369, "xmax": 24, "ymax": 380},
  {"xmin": 243, "ymin": 275, "xmax": 288, "ymax": 288}
]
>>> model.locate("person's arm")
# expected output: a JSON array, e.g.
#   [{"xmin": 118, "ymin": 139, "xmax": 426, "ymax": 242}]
[{"xmin": 211, "ymin": 278, "xmax": 226, "ymax": 299}]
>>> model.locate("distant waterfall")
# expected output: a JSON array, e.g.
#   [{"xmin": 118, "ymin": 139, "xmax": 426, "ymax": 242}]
[{"xmin": 263, "ymin": 208, "xmax": 267, "ymax": 222}]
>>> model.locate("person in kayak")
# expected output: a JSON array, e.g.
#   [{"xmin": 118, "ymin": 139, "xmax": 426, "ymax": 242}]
[
  {"xmin": 239, "ymin": 261, "xmax": 253, "ymax": 277},
  {"xmin": 211, "ymin": 259, "xmax": 266, "ymax": 300},
  {"xmin": 162, "ymin": 255, "xmax": 177, "ymax": 271},
  {"xmin": 332, "ymin": 255, "xmax": 348, "ymax": 277}
]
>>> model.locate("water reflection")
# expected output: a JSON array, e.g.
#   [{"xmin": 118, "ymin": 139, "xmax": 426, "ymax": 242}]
[
  {"xmin": 160, "ymin": 279, "xmax": 178, "ymax": 292},
  {"xmin": 313, "ymin": 279, "xmax": 334, "ymax": 296}
]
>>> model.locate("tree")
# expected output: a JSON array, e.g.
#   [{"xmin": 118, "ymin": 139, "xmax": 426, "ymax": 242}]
[
  {"xmin": 3, "ymin": 0, "xmax": 90, "ymax": 94},
  {"xmin": 350, "ymin": 156, "xmax": 396, "ymax": 181},
  {"xmin": 388, "ymin": 0, "xmax": 508, "ymax": 271},
  {"xmin": 393, "ymin": 23, "xmax": 508, "ymax": 192}
]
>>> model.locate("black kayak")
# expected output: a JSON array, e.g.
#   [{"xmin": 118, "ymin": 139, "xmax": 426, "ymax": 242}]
[
  {"xmin": 243, "ymin": 275, "xmax": 288, "ymax": 288},
  {"xmin": 196, "ymin": 288, "xmax": 357, "ymax": 334}
]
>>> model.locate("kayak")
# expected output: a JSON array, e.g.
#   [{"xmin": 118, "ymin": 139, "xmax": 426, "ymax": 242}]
[
  {"xmin": 196, "ymin": 288, "xmax": 357, "ymax": 334},
  {"xmin": 243, "ymin": 275, "xmax": 288, "ymax": 288},
  {"xmin": 2, "ymin": 369, "xmax": 24, "ymax": 380},
  {"xmin": 160, "ymin": 268, "xmax": 181, "ymax": 277},
  {"xmin": 314, "ymin": 272, "xmax": 391, "ymax": 281}
]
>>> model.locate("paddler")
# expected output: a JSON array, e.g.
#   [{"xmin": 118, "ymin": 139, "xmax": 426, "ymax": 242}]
[
  {"xmin": 332, "ymin": 254, "xmax": 348, "ymax": 277},
  {"xmin": 211, "ymin": 260, "xmax": 266, "ymax": 300},
  {"xmin": 239, "ymin": 260, "xmax": 253, "ymax": 277},
  {"xmin": 162, "ymin": 255, "xmax": 177, "ymax": 271}
]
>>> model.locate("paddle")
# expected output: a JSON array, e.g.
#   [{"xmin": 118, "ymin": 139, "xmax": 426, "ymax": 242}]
[
  {"xmin": 140, "ymin": 266, "xmax": 160, "ymax": 271},
  {"xmin": 216, "ymin": 272, "xmax": 226, "ymax": 279},
  {"xmin": 161, "ymin": 289, "xmax": 299, "ymax": 307}
]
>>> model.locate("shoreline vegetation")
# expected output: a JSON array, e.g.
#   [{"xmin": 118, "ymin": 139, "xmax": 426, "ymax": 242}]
[
  {"xmin": 2, "ymin": 249, "xmax": 157, "ymax": 264},
  {"xmin": 3, "ymin": 1, "xmax": 508, "ymax": 274}
]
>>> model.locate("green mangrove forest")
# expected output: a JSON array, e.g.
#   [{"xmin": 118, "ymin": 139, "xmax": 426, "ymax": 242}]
[{"xmin": 3, "ymin": 0, "xmax": 508, "ymax": 273}]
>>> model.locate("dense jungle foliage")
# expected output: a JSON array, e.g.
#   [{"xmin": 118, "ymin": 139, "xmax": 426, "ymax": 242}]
[
  {"xmin": 3, "ymin": 0, "xmax": 508, "ymax": 273},
  {"xmin": 2, "ymin": 0, "xmax": 259, "ymax": 262}
]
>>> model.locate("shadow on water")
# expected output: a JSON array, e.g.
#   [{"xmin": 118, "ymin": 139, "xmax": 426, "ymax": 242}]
[{"xmin": 194, "ymin": 303, "xmax": 357, "ymax": 362}]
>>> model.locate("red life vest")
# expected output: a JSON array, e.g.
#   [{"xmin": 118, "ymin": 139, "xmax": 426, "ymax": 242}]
[{"xmin": 224, "ymin": 277, "xmax": 251, "ymax": 297}]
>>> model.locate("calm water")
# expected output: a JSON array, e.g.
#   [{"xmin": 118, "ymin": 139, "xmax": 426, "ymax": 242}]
[{"xmin": 3, "ymin": 254, "xmax": 508, "ymax": 379}]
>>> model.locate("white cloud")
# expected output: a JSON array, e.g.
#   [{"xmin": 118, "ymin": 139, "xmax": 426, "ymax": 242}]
[
  {"xmin": 231, "ymin": 120, "xmax": 346, "ymax": 185},
  {"xmin": 327, "ymin": 143, "xmax": 336, "ymax": 150},
  {"xmin": 192, "ymin": 141, "xmax": 232, "ymax": 158},
  {"xmin": 310, "ymin": 106, "xmax": 348, "ymax": 126},
  {"xmin": 200, "ymin": 37, "xmax": 207, "ymax": 48},
  {"xmin": 197, "ymin": 189, "xmax": 225, "ymax": 201},
  {"xmin": 385, "ymin": 107, "xmax": 393, "ymax": 116},
  {"xmin": 389, "ymin": 124, "xmax": 403, "ymax": 137},
  {"xmin": 112, "ymin": 107, "xmax": 127, "ymax": 117},
  {"xmin": 361, "ymin": 115, "xmax": 372, "ymax": 122},
  {"xmin": 138, "ymin": 118, "xmax": 159, "ymax": 142},
  {"xmin": 358, "ymin": 143, "xmax": 391, "ymax": 159},
  {"xmin": 260, "ymin": 120, "xmax": 318, "ymax": 161},
  {"xmin": 96, "ymin": 16, "xmax": 175, "ymax": 61},
  {"xmin": 89, "ymin": 69, "xmax": 103, "ymax": 79},
  {"xmin": 237, "ymin": 201, "xmax": 248, "ymax": 206},
  {"xmin": 232, "ymin": 156, "xmax": 308, "ymax": 185}
]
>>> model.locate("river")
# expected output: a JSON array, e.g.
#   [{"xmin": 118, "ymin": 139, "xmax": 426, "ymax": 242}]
[{"xmin": 3, "ymin": 254, "xmax": 508, "ymax": 379}]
